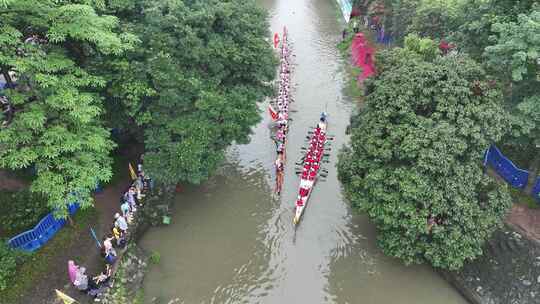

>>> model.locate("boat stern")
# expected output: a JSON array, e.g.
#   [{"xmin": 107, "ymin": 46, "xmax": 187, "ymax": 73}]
[{"xmin": 293, "ymin": 206, "xmax": 304, "ymax": 225}]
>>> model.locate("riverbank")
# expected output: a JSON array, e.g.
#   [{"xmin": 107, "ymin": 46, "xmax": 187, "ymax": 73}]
[
  {"xmin": 84, "ymin": 185, "xmax": 176, "ymax": 304},
  {"xmin": 0, "ymin": 208, "xmax": 98, "ymax": 304},
  {"xmin": 441, "ymin": 225, "xmax": 540, "ymax": 304},
  {"xmin": 0, "ymin": 146, "xmax": 145, "ymax": 304}
]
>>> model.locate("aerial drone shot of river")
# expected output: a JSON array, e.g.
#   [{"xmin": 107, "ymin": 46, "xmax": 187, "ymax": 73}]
[{"xmin": 2, "ymin": 0, "xmax": 538, "ymax": 303}]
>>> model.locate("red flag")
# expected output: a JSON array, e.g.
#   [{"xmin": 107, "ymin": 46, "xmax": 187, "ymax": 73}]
[
  {"xmin": 268, "ymin": 104, "xmax": 278, "ymax": 120},
  {"xmin": 273, "ymin": 33, "xmax": 280, "ymax": 48}
]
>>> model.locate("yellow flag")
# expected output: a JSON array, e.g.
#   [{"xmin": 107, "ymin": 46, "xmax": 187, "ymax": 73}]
[
  {"xmin": 55, "ymin": 289, "xmax": 77, "ymax": 304},
  {"xmin": 128, "ymin": 162, "xmax": 137, "ymax": 180}
]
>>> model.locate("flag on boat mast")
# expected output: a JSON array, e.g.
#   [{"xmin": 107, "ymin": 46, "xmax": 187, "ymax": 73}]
[{"xmin": 268, "ymin": 104, "xmax": 278, "ymax": 121}]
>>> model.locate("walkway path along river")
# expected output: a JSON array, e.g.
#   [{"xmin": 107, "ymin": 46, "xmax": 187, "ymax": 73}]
[{"xmin": 140, "ymin": 0, "xmax": 469, "ymax": 303}]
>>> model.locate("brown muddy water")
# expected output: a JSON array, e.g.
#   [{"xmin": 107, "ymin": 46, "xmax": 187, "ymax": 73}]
[{"xmin": 139, "ymin": 0, "xmax": 469, "ymax": 303}]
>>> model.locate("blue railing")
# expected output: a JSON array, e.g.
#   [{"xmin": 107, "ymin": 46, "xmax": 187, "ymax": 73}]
[
  {"xmin": 8, "ymin": 203, "xmax": 79, "ymax": 252},
  {"xmin": 484, "ymin": 145, "xmax": 529, "ymax": 189},
  {"xmin": 484, "ymin": 145, "xmax": 540, "ymax": 204},
  {"xmin": 532, "ymin": 178, "xmax": 540, "ymax": 202}
]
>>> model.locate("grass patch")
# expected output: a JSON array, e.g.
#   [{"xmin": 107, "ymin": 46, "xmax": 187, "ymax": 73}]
[
  {"xmin": 337, "ymin": 29, "xmax": 364, "ymax": 101},
  {"xmin": 344, "ymin": 66, "xmax": 365, "ymax": 99},
  {"xmin": 0, "ymin": 208, "xmax": 99, "ymax": 303},
  {"xmin": 133, "ymin": 289, "xmax": 145, "ymax": 304},
  {"xmin": 337, "ymin": 34, "xmax": 354, "ymax": 55},
  {"xmin": 509, "ymin": 187, "xmax": 539, "ymax": 209}
]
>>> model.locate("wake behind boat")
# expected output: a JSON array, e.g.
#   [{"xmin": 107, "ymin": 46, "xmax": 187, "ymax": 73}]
[{"xmin": 293, "ymin": 113, "xmax": 330, "ymax": 225}]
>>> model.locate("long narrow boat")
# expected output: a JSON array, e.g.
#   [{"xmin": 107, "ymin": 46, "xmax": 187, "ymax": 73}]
[
  {"xmin": 270, "ymin": 26, "xmax": 292, "ymax": 195},
  {"xmin": 293, "ymin": 113, "xmax": 329, "ymax": 225}
]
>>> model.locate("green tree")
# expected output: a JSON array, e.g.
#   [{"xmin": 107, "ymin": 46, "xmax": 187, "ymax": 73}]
[
  {"xmin": 450, "ymin": 0, "xmax": 537, "ymax": 59},
  {"xmin": 406, "ymin": 0, "xmax": 464, "ymax": 40},
  {"xmin": 382, "ymin": 0, "xmax": 417, "ymax": 44},
  {"xmin": 0, "ymin": 1, "xmax": 135, "ymax": 216},
  {"xmin": 484, "ymin": 9, "xmax": 540, "ymax": 191},
  {"xmin": 338, "ymin": 37, "xmax": 512, "ymax": 270},
  {"xmin": 104, "ymin": 0, "xmax": 277, "ymax": 185}
]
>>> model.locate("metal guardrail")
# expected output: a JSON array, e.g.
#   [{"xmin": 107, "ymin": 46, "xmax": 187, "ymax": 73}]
[
  {"xmin": 484, "ymin": 145, "xmax": 540, "ymax": 204},
  {"xmin": 6, "ymin": 181, "xmax": 103, "ymax": 252},
  {"xmin": 8, "ymin": 203, "xmax": 79, "ymax": 252},
  {"xmin": 485, "ymin": 145, "xmax": 529, "ymax": 189}
]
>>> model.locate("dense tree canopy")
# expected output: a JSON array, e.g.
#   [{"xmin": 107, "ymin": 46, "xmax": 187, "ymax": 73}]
[
  {"xmin": 338, "ymin": 37, "xmax": 512, "ymax": 269},
  {"xmin": 0, "ymin": 1, "xmax": 135, "ymax": 216},
  {"xmin": 485, "ymin": 10, "xmax": 540, "ymax": 149},
  {"xmin": 108, "ymin": 0, "xmax": 277, "ymax": 185},
  {"xmin": 348, "ymin": 2, "xmax": 540, "ymax": 181},
  {"xmin": 0, "ymin": 0, "xmax": 276, "ymax": 216}
]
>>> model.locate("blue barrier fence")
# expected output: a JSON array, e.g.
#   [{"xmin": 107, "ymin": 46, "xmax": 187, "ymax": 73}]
[
  {"xmin": 532, "ymin": 178, "xmax": 540, "ymax": 202},
  {"xmin": 485, "ymin": 145, "xmax": 530, "ymax": 189},
  {"xmin": 8, "ymin": 203, "xmax": 79, "ymax": 252}
]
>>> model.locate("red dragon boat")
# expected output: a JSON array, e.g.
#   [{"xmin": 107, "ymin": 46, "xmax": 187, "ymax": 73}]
[{"xmin": 293, "ymin": 113, "xmax": 328, "ymax": 225}]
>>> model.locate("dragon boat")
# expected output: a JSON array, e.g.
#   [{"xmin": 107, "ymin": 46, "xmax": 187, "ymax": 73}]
[{"xmin": 293, "ymin": 113, "xmax": 329, "ymax": 225}]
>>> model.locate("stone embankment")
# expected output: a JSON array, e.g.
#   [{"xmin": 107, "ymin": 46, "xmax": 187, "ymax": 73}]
[
  {"xmin": 443, "ymin": 225, "xmax": 540, "ymax": 304},
  {"xmin": 96, "ymin": 185, "xmax": 176, "ymax": 304},
  {"xmin": 98, "ymin": 244, "xmax": 148, "ymax": 303},
  {"xmin": 46, "ymin": 185, "xmax": 178, "ymax": 304}
]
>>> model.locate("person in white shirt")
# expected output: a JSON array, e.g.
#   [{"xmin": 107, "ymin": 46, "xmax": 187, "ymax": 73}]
[{"xmin": 114, "ymin": 213, "xmax": 128, "ymax": 233}]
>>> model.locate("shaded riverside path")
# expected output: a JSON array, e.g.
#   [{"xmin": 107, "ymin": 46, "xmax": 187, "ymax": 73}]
[{"xmin": 139, "ymin": 0, "xmax": 468, "ymax": 303}]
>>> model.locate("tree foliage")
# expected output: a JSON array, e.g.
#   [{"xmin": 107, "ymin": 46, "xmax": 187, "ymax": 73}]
[
  {"xmin": 451, "ymin": 0, "xmax": 538, "ymax": 59},
  {"xmin": 359, "ymin": 0, "xmax": 537, "ymax": 58},
  {"xmin": 0, "ymin": 0, "xmax": 276, "ymax": 216},
  {"xmin": 484, "ymin": 9, "xmax": 540, "ymax": 175},
  {"xmin": 338, "ymin": 38, "xmax": 512, "ymax": 269},
  {"xmin": 0, "ymin": 189, "xmax": 50, "ymax": 236},
  {"xmin": 0, "ymin": 1, "xmax": 136, "ymax": 216},
  {"xmin": 104, "ymin": 0, "xmax": 276, "ymax": 185}
]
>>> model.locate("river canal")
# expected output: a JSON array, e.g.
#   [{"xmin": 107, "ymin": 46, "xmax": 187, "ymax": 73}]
[{"xmin": 140, "ymin": 0, "xmax": 468, "ymax": 303}]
